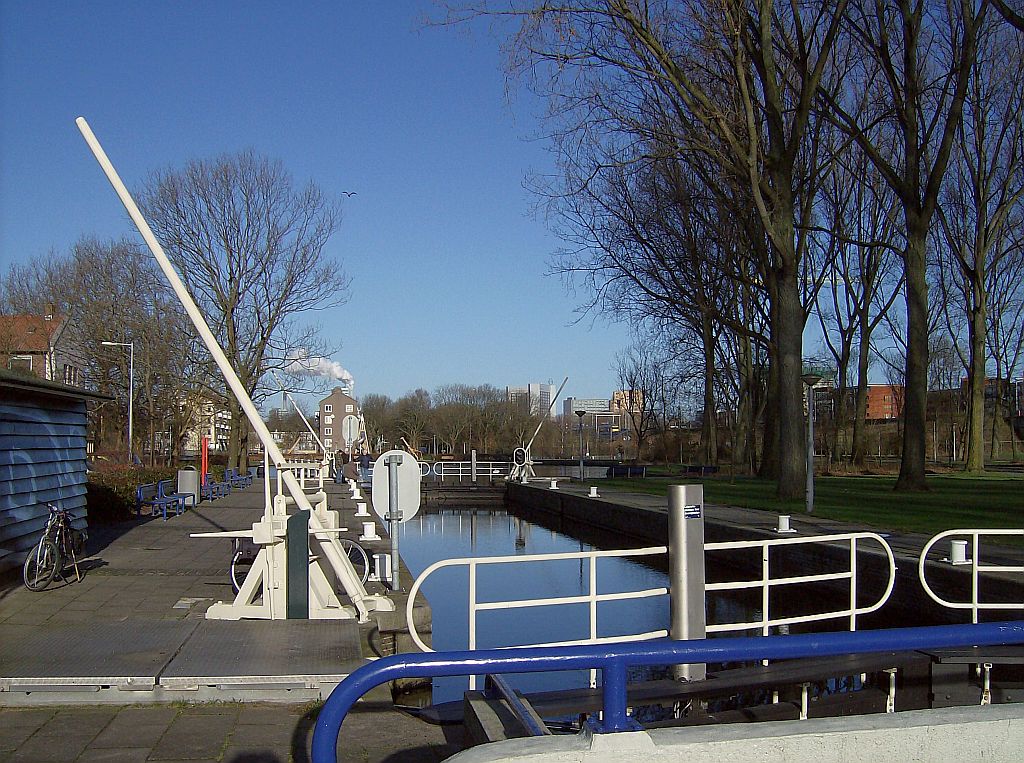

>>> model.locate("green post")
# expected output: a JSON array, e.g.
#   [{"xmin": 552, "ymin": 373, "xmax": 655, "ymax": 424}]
[{"xmin": 286, "ymin": 509, "xmax": 310, "ymax": 619}]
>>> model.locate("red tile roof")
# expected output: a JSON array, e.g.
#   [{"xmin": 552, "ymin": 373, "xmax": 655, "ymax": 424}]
[{"xmin": 0, "ymin": 314, "xmax": 66, "ymax": 353}]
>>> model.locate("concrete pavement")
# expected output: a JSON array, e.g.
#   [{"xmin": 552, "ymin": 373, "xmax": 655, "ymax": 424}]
[{"xmin": 0, "ymin": 480, "xmax": 456, "ymax": 762}]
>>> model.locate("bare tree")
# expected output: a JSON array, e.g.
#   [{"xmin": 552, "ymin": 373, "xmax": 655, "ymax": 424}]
[
  {"xmin": 935, "ymin": 18, "xmax": 1024, "ymax": 472},
  {"xmin": 2, "ymin": 237, "xmax": 199, "ymax": 461},
  {"xmin": 461, "ymin": 0, "xmax": 851, "ymax": 498},
  {"xmin": 813, "ymin": 148, "xmax": 904, "ymax": 465},
  {"xmin": 822, "ymin": 0, "xmax": 988, "ymax": 489},
  {"xmin": 614, "ymin": 342, "xmax": 663, "ymax": 459},
  {"xmin": 137, "ymin": 151, "xmax": 349, "ymax": 469}
]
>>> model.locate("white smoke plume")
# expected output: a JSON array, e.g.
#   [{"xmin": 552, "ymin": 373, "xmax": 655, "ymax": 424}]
[{"xmin": 285, "ymin": 349, "xmax": 354, "ymax": 390}]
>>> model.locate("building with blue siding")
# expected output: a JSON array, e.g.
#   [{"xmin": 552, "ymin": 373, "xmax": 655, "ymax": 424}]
[{"xmin": 0, "ymin": 370, "xmax": 110, "ymax": 576}]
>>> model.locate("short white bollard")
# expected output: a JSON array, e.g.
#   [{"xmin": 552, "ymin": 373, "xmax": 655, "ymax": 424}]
[
  {"xmin": 359, "ymin": 521, "xmax": 380, "ymax": 542},
  {"xmin": 354, "ymin": 502, "xmax": 370, "ymax": 518},
  {"xmin": 589, "ymin": 486, "xmax": 600, "ymax": 498},
  {"xmin": 776, "ymin": 515, "xmax": 797, "ymax": 534},
  {"xmin": 950, "ymin": 539, "xmax": 970, "ymax": 565},
  {"xmin": 549, "ymin": 479, "xmax": 559, "ymax": 490}
]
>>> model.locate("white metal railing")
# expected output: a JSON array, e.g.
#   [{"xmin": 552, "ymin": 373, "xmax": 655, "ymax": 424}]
[
  {"xmin": 407, "ymin": 546, "xmax": 668, "ymax": 689},
  {"xmin": 704, "ymin": 532, "xmax": 896, "ymax": 635},
  {"xmin": 919, "ymin": 529, "xmax": 1024, "ymax": 623},
  {"xmin": 366, "ymin": 461, "xmax": 511, "ymax": 481},
  {"xmin": 406, "ymin": 531, "xmax": 896, "ymax": 687},
  {"xmin": 428, "ymin": 461, "xmax": 512, "ymax": 481},
  {"xmin": 275, "ymin": 460, "xmax": 325, "ymax": 492}
]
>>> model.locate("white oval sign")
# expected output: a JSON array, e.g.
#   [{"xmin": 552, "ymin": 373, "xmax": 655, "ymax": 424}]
[
  {"xmin": 341, "ymin": 414, "xmax": 360, "ymax": 445},
  {"xmin": 371, "ymin": 450, "xmax": 421, "ymax": 523}
]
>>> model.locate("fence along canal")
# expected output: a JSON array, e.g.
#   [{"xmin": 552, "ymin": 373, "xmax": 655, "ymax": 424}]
[{"xmin": 398, "ymin": 490, "xmax": 897, "ymax": 703}]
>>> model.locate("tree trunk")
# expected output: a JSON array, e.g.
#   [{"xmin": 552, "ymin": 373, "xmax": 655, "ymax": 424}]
[
  {"xmin": 965, "ymin": 286, "xmax": 987, "ymax": 473},
  {"xmin": 700, "ymin": 315, "xmax": 718, "ymax": 465},
  {"xmin": 775, "ymin": 272, "xmax": 807, "ymax": 500},
  {"xmin": 896, "ymin": 224, "xmax": 930, "ymax": 491},
  {"xmin": 851, "ymin": 317, "xmax": 872, "ymax": 466}
]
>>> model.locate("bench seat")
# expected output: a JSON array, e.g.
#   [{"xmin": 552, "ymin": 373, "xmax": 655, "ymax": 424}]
[{"xmin": 136, "ymin": 482, "xmax": 184, "ymax": 521}]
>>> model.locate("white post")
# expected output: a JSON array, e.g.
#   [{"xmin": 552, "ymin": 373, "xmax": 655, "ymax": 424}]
[
  {"xmin": 668, "ymin": 484, "xmax": 706, "ymax": 681},
  {"xmin": 76, "ymin": 117, "xmax": 386, "ymax": 622},
  {"xmin": 128, "ymin": 341, "xmax": 134, "ymax": 461}
]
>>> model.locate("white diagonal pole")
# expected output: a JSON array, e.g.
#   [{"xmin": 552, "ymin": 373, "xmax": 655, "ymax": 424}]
[{"xmin": 76, "ymin": 117, "xmax": 383, "ymax": 621}]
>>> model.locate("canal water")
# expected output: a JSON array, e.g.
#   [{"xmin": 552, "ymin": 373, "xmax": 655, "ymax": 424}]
[{"xmin": 398, "ymin": 505, "xmax": 674, "ymax": 704}]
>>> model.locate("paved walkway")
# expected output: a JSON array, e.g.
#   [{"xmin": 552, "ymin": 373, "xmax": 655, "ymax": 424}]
[
  {"xmin": 0, "ymin": 481, "xmax": 458, "ymax": 762},
  {"xmin": 0, "ymin": 701, "xmax": 460, "ymax": 762}
]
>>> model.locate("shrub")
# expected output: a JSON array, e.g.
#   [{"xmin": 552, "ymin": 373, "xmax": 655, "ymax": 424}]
[{"xmin": 87, "ymin": 464, "xmax": 180, "ymax": 524}]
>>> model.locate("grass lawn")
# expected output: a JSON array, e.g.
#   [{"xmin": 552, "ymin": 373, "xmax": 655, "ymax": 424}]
[{"xmin": 603, "ymin": 473, "xmax": 1024, "ymax": 537}]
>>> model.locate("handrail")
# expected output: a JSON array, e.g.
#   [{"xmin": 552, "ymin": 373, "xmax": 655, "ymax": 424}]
[
  {"xmin": 311, "ymin": 621, "xmax": 1024, "ymax": 762},
  {"xmin": 405, "ymin": 532, "xmax": 896, "ymax": 679},
  {"xmin": 427, "ymin": 461, "xmax": 512, "ymax": 480},
  {"xmin": 919, "ymin": 529, "xmax": 1024, "ymax": 623},
  {"xmin": 705, "ymin": 532, "xmax": 896, "ymax": 634},
  {"xmin": 405, "ymin": 546, "xmax": 669, "ymax": 655}
]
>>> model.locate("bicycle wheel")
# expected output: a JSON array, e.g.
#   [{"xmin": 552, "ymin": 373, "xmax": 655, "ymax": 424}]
[
  {"xmin": 232, "ymin": 548, "xmax": 259, "ymax": 594},
  {"xmin": 23, "ymin": 539, "xmax": 60, "ymax": 591},
  {"xmin": 341, "ymin": 539, "xmax": 370, "ymax": 584}
]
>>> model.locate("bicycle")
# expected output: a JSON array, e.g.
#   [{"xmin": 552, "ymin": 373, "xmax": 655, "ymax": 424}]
[
  {"xmin": 22, "ymin": 502, "xmax": 88, "ymax": 591},
  {"xmin": 229, "ymin": 536, "xmax": 370, "ymax": 594}
]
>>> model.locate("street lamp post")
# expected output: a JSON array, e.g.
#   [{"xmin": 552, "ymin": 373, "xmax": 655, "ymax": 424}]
[
  {"xmin": 801, "ymin": 371, "xmax": 823, "ymax": 514},
  {"xmin": 102, "ymin": 340, "xmax": 134, "ymax": 462},
  {"xmin": 575, "ymin": 410, "xmax": 586, "ymax": 482}
]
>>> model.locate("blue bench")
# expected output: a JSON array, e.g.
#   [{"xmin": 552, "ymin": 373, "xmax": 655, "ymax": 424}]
[
  {"xmin": 606, "ymin": 465, "xmax": 647, "ymax": 479},
  {"xmin": 684, "ymin": 464, "xmax": 720, "ymax": 476},
  {"xmin": 224, "ymin": 467, "xmax": 252, "ymax": 488},
  {"xmin": 136, "ymin": 482, "xmax": 184, "ymax": 521},
  {"xmin": 201, "ymin": 475, "xmax": 231, "ymax": 501}
]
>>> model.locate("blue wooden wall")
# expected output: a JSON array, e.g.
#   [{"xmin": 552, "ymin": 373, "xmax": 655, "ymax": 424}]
[{"xmin": 0, "ymin": 389, "xmax": 89, "ymax": 575}]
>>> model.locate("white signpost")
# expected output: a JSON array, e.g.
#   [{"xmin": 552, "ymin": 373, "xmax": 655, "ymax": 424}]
[
  {"xmin": 371, "ymin": 449, "xmax": 421, "ymax": 590},
  {"xmin": 341, "ymin": 414, "xmax": 360, "ymax": 450}
]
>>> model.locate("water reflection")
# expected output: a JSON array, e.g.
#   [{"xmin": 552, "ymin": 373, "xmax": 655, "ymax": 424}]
[{"xmin": 399, "ymin": 506, "xmax": 670, "ymax": 703}]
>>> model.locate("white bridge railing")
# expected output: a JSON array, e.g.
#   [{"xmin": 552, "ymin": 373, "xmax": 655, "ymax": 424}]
[
  {"xmin": 919, "ymin": 529, "xmax": 1024, "ymax": 623},
  {"xmin": 367, "ymin": 461, "xmax": 512, "ymax": 481},
  {"xmin": 406, "ymin": 531, "xmax": 896, "ymax": 687},
  {"xmin": 705, "ymin": 532, "xmax": 896, "ymax": 635}
]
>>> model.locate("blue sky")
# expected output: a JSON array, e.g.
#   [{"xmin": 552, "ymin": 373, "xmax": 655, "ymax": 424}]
[{"xmin": 0, "ymin": 1, "xmax": 634, "ymax": 406}]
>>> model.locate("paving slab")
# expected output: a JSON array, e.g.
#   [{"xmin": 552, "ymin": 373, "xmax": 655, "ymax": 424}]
[{"xmin": 0, "ymin": 620, "xmax": 200, "ymax": 689}]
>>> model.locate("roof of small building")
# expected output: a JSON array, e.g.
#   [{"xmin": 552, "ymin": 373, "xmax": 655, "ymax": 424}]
[
  {"xmin": 0, "ymin": 368, "xmax": 111, "ymax": 402},
  {"xmin": 0, "ymin": 313, "xmax": 67, "ymax": 353}
]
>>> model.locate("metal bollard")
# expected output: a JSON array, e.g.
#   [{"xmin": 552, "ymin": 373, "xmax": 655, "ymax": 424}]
[
  {"xmin": 668, "ymin": 484, "xmax": 706, "ymax": 681},
  {"xmin": 776, "ymin": 514, "xmax": 797, "ymax": 534},
  {"xmin": 386, "ymin": 453, "xmax": 403, "ymax": 591}
]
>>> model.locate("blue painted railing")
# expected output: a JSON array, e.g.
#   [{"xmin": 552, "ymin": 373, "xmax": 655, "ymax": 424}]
[{"xmin": 311, "ymin": 621, "xmax": 1024, "ymax": 762}]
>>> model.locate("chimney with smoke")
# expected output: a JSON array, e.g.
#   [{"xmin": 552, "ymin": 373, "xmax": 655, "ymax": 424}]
[{"xmin": 284, "ymin": 349, "xmax": 354, "ymax": 393}]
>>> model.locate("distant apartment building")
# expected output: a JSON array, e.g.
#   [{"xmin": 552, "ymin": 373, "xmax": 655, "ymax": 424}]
[
  {"xmin": 0, "ymin": 311, "xmax": 86, "ymax": 387},
  {"xmin": 180, "ymin": 395, "xmax": 232, "ymax": 453},
  {"xmin": 562, "ymin": 397, "xmax": 611, "ymax": 417},
  {"xmin": 611, "ymin": 389, "xmax": 644, "ymax": 416},
  {"xmin": 319, "ymin": 387, "xmax": 359, "ymax": 453},
  {"xmin": 507, "ymin": 383, "xmax": 557, "ymax": 416},
  {"xmin": 866, "ymin": 384, "xmax": 903, "ymax": 421}
]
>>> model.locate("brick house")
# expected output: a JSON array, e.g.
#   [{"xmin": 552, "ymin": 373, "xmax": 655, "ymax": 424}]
[
  {"xmin": 0, "ymin": 311, "xmax": 86, "ymax": 387},
  {"xmin": 319, "ymin": 387, "xmax": 359, "ymax": 454}
]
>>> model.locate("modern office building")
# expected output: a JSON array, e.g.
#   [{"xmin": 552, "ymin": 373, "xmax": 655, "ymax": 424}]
[
  {"xmin": 562, "ymin": 397, "xmax": 611, "ymax": 417},
  {"xmin": 507, "ymin": 383, "xmax": 558, "ymax": 416}
]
